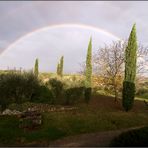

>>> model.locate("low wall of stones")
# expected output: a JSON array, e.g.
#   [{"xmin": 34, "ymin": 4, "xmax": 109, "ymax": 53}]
[{"xmin": 0, "ymin": 104, "xmax": 78, "ymax": 115}]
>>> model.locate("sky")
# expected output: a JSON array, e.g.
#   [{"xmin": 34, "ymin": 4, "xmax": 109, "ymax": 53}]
[{"xmin": 0, "ymin": 1, "xmax": 148, "ymax": 73}]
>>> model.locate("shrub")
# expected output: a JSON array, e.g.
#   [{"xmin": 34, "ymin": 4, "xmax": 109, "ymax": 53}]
[
  {"xmin": 64, "ymin": 87, "xmax": 84, "ymax": 105},
  {"xmin": 31, "ymin": 85, "xmax": 53, "ymax": 103},
  {"xmin": 47, "ymin": 78, "xmax": 64, "ymax": 104},
  {"xmin": 22, "ymin": 72, "xmax": 41, "ymax": 101},
  {"xmin": 8, "ymin": 102, "xmax": 33, "ymax": 112},
  {"xmin": 110, "ymin": 126, "xmax": 148, "ymax": 146},
  {"xmin": 136, "ymin": 88, "xmax": 148, "ymax": 95},
  {"xmin": 122, "ymin": 81, "xmax": 135, "ymax": 111},
  {"xmin": 0, "ymin": 72, "xmax": 40, "ymax": 111},
  {"xmin": 84, "ymin": 87, "xmax": 92, "ymax": 103}
]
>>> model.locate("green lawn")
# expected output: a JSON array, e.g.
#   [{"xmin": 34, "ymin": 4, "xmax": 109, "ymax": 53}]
[{"xmin": 0, "ymin": 95, "xmax": 148, "ymax": 146}]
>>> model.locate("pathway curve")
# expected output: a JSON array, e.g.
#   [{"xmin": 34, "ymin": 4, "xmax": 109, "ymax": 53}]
[{"xmin": 49, "ymin": 126, "xmax": 145, "ymax": 147}]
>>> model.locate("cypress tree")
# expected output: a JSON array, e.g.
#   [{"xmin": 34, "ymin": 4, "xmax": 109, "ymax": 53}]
[
  {"xmin": 59, "ymin": 56, "xmax": 64, "ymax": 77},
  {"xmin": 34, "ymin": 58, "xmax": 39, "ymax": 77},
  {"xmin": 122, "ymin": 24, "xmax": 137, "ymax": 111},
  {"xmin": 56, "ymin": 62, "xmax": 60, "ymax": 76},
  {"xmin": 85, "ymin": 37, "xmax": 92, "ymax": 103}
]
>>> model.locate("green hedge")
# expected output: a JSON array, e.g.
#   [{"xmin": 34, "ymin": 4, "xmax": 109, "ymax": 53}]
[
  {"xmin": 110, "ymin": 126, "xmax": 148, "ymax": 146},
  {"xmin": 46, "ymin": 78, "xmax": 64, "ymax": 104},
  {"xmin": 64, "ymin": 87, "xmax": 84, "ymax": 105},
  {"xmin": 122, "ymin": 81, "xmax": 135, "ymax": 111},
  {"xmin": 84, "ymin": 87, "xmax": 92, "ymax": 103}
]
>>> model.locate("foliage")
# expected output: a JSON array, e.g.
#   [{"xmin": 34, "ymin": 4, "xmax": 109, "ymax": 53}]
[
  {"xmin": 136, "ymin": 87, "xmax": 148, "ymax": 95},
  {"xmin": 122, "ymin": 81, "xmax": 135, "ymax": 111},
  {"xmin": 62, "ymin": 76, "xmax": 85, "ymax": 105},
  {"xmin": 56, "ymin": 56, "xmax": 64, "ymax": 77},
  {"xmin": 8, "ymin": 102, "xmax": 33, "ymax": 112},
  {"xmin": 110, "ymin": 126, "xmax": 148, "ymax": 146},
  {"xmin": 59, "ymin": 56, "xmax": 64, "ymax": 77},
  {"xmin": 31, "ymin": 85, "xmax": 53, "ymax": 104},
  {"xmin": 94, "ymin": 41, "xmax": 125, "ymax": 101},
  {"xmin": 0, "ymin": 72, "xmax": 40, "ymax": 111},
  {"xmin": 56, "ymin": 63, "xmax": 60, "ymax": 76},
  {"xmin": 64, "ymin": 87, "xmax": 84, "ymax": 105},
  {"xmin": 85, "ymin": 37, "xmax": 92, "ymax": 88},
  {"xmin": 90, "ymin": 39, "xmax": 147, "ymax": 101},
  {"xmin": 122, "ymin": 24, "xmax": 137, "ymax": 111},
  {"xmin": 136, "ymin": 83, "xmax": 148, "ymax": 99},
  {"xmin": 84, "ymin": 87, "xmax": 92, "ymax": 103},
  {"xmin": 85, "ymin": 37, "xmax": 92, "ymax": 102},
  {"xmin": 47, "ymin": 78, "xmax": 64, "ymax": 104},
  {"xmin": 34, "ymin": 58, "xmax": 39, "ymax": 77},
  {"xmin": 124, "ymin": 24, "xmax": 137, "ymax": 82}
]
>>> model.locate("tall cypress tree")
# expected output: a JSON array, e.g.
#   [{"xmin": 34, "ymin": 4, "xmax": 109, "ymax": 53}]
[
  {"xmin": 34, "ymin": 58, "xmax": 39, "ymax": 77},
  {"xmin": 56, "ymin": 62, "xmax": 60, "ymax": 76},
  {"xmin": 60, "ymin": 56, "xmax": 64, "ymax": 77},
  {"xmin": 85, "ymin": 37, "xmax": 92, "ymax": 103},
  {"xmin": 122, "ymin": 24, "xmax": 137, "ymax": 111}
]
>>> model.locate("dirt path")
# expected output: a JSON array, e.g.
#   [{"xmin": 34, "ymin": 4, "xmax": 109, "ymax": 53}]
[{"xmin": 49, "ymin": 126, "xmax": 145, "ymax": 147}]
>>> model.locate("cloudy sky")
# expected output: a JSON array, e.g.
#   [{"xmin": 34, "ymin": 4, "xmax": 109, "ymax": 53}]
[{"xmin": 0, "ymin": 1, "xmax": 148, "ymax": 73}]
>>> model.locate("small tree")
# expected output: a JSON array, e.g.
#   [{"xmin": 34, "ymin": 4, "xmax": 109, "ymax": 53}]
[
  {"xmin": 47, "ymin": 78, "xmax": 64, "ymax": 104},
  {"xmin": 34, "ymin": 58, "xmax": 39, "ymax": 77},
  {"xmin": 0, "ymin": 71, "xmax": 40, "ymax": 111},
  {"xmin": 56, "ymin": 56, "xmax": 64, "ymax": 77},
  {"xmin": 59, "ymin": 56, "xmax": 64, "ymax": 77},
  {"xmin": 94, "ymin": 41, "xmax": 125, "ymax": 101},
  {"xmin": 122, "ymin": 24, "xmax": 137, "ymax": 111},
  {"xmin": 83, "ymin": 40, "xmax": 148, "ymax": 102},
  {"xmin": 56, "ymin": 62, "xmax": 60, "ymax": 76},
  {"xmin": 85, "ymin": 37, "xmax": 92, "ymax": 103}
]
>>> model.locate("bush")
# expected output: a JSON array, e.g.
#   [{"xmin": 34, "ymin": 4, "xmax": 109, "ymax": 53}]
[
  {"xmin": 8, "ymin": 102, "xmax": 33, "ymax": 112},
  {"xmin": 136, "ymin": 88, "xmax": 148, "ymax": 95},
  {"xmin": 64, "ymin": 87, "xmax": 84, "ymax": 105},
  {"xmin": 31, "ymin": 85, "xmax": 53, "ymax": 104},
  {"xmin": 122, "ymin": 81, "xmax": 135, "ymax": 111},
  {"xmin": 136, "ymin": 87, "xmax": 148, "ymax": 99},
  {"xmin": 47, "ymin": 78, "xmax": 64, "ymax": 104},
  {"xmin": 0, "ymin": 72, "xmax": 40, "ymax": 111},
  {"xmin": 110, "ymin": 126, "xmax": 148, "ymax": 146},
  {"xmin": 84, "ymin": 87, "xmax": 92, "ymax": 103}
]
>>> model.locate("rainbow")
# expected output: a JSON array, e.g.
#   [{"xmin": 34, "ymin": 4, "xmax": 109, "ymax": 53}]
[{"xmin": 1, "ymin": 23, "xmax": 121, "ymax": 56}]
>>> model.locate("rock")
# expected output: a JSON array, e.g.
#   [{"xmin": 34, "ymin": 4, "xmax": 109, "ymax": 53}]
[
  {"xmin": 2, "ymin": 109, "xmax": 12, "ymax": 115},
  {"xmin": 2, "ymin": 109, "xmax": 22, "ymax": 115},
  {"xmin": 60, "ymin": 107, "xmax": 65, "ymax": 111},
  {"xmin": 12, "ymin": 110, "xmax": 22, "ymax": 115}
]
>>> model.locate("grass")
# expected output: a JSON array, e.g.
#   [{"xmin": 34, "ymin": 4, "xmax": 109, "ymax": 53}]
[
  {"xmin": 136, "ymin": 94, "xmax": 148, "ymax": 100},
  {"xmin": 0, "ymin": 115, "xmax": 66, "ymax": 146},
  {"xmin": 0, "ymin": 95, "xmax": 148, "ymax": 146}
]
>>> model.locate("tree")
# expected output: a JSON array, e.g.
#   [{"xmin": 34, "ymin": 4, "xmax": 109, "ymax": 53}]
[
  {"xmin": 94, "ymin": 41, "xmax": 125, "ymax": 101},
  {"xmin": 59, "ymin": 56, "xmax": 64, "ymax": 77},
  {"xmin": 0, "ymin": 71, "xmax": 40, "ymax": 111},
  {"xmin": 56, "ymin": 62, "xmax": 60, "ymax": 76},
  {"xmin": 87, "ymin": 40, "xmax": 148, "ymax": 102},
  {"xmin": 56, "ymin": 56, "xmax": 64, "ymax": 77},
  {"xmin": 85, "ymin": 37, "xmax": 92, "ymax": 103},
  {"xmin": 34, "ymin": 58, "xmax": 39, "ymax": 77},
  {"xmin": 47, "ymin": 78, "xmax": 64, "ymax": 104},
  {"xmin": 122, "ymin": 24, "xmax": 137, "ymax": 111}
]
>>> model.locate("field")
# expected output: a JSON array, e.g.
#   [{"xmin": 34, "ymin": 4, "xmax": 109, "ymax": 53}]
[{"xmin": 0, "ymin": 95, "xmax": 147, "ymax": 146}]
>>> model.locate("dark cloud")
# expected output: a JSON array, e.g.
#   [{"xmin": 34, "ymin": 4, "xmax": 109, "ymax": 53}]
[
  {"xmin": 0, "ymin": 1, "xmax": 147, "ymax": 47},
  {"xmin": 0, "ymin": 1, "xmax": 148, "ymax": 72}
]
